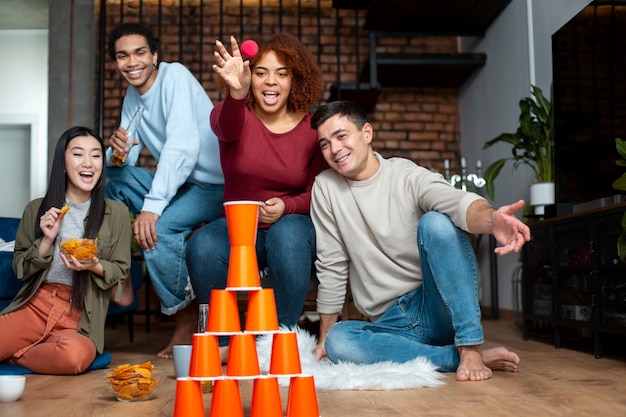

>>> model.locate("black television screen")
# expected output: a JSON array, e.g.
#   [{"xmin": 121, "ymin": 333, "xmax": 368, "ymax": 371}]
[{"xmin": 552, "ymin": 1, "xmax": 626, "ymax": 207}]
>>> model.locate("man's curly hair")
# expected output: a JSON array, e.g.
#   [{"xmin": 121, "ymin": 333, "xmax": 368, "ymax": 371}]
[{"xmin": 219, "ymin": 32, "xmax": 323, "ymax": 113}]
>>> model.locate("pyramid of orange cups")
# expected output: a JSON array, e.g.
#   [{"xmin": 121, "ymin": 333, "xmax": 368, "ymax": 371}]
[{"xmin": 173, "ymin": 200, "xmax": 320, "ymax": 417}]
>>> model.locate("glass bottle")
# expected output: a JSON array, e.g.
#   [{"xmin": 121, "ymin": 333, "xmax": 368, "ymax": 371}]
[
  {"xmin": 197, "ymin": 303, "xmax": 213, "ymax": 393},
  {"xmin": 109, "ymin": 106, "xmax": 144, "ymax": 167},
  {"xmin": 198, "ymin": 303, "xmax": 208, "ymax": 333}
]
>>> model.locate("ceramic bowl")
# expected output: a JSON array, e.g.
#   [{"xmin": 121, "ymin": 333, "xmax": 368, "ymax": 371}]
[
  {"xmin": 105, "ymin": 366, "xmax": 163, "ymax": 402},
  {"xmin": 0, "ymin": 375, "xmax": 26, "ymax": 402}
]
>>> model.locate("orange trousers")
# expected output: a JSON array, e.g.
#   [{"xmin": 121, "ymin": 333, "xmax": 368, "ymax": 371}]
[{"xmin": 0, "ymin": 282, "xmax": 96, "ymax": 374}]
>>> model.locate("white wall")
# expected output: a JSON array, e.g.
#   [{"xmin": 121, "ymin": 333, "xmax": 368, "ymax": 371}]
[
  {"xmin": 0, "ymin": 29, "xmax": 48, "ymax": 217},
  {"xmin": 459, "ymin": 0, "xmax": 591, "ymax": 312}
]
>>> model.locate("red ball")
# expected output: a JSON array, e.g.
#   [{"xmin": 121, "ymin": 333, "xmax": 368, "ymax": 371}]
[{"xmin": 240, "ymin": 40, "xmax": 259, "ymax": 59}]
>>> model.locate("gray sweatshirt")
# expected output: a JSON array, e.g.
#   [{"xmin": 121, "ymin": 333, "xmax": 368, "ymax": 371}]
[{"xmin": 311, "ymin": 153, "xmax": 484, "ymax": 320}]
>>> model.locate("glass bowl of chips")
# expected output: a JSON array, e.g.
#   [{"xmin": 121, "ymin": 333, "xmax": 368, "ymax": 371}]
[
  {"xmin": 59, "ymin": 237, "xmax": 100, "ymax": 263},
  {"xmin": 104, "ymin": 361, "xmax": 163, "ymax": 402}
]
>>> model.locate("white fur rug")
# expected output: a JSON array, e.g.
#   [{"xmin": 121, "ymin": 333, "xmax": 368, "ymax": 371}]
[{"xmin": 255, "ymin": 326, "xmax": 445, "ymax": 390}]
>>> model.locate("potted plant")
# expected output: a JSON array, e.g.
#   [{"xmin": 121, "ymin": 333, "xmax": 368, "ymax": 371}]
[{"xmin": 482, "ymin": 85, "xmax": 554, "ymax": 203}]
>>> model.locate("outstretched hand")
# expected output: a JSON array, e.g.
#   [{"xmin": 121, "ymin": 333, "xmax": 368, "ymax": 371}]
[
  {"xmin": 212, "ymin": 36, "xmax": 251, "ymax": 99},
  {"xmin": 491, "ymin": 199, "xmax": 531, "ymax": 255}
]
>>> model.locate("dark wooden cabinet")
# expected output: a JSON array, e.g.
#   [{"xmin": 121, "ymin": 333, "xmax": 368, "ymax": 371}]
[{"xmin": 522, "ymin": 203, "xmax": 626, "ymax": 358}]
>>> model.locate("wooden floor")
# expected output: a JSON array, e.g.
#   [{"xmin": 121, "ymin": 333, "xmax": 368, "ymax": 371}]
[{"xmin": 2, "ymin": 315, "xmax": 626, "ymax": 417}]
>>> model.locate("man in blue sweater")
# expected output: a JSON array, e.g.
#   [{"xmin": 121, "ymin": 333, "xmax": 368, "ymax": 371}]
[{"xmin": 106, "ymin": 23, "xmax": 224, "ymax": 358}]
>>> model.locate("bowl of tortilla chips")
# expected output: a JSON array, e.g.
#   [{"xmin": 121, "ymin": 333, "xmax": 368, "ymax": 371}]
[
  {"xmin": 59, "ymin": 237, "xmax": 99, "ymax": 263},
  {"xmin": 104, "ymin": 361, "xmax": 163, "ymax": 402}
]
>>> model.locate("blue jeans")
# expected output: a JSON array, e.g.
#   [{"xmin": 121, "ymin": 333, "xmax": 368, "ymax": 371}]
[
  {"xmin": 106, "ymin": 166, "xmax": 224, "ymax": 314},
  {"xmin": 324, "ymin": 211, "xmax": 483, "ymax": 371},
  {"xmin": 186, "ymin": 214, "xmax": 315, "ymax": 346}
]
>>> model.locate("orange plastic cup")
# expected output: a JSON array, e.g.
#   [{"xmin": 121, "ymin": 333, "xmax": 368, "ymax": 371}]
[
  {"xmin": 226, "ymin": 333, "xmax": 260, "ymax": 378},
  {"xmin": 188, "ymin": 333, "xmax": 223, "ymax": 380},
  {"xmin": 224, "ymin": 200, "xmax": 260, "ymax": 246},
  {"xmin": 245, "ymin": 288, "xmax": 279, "ymax": 333},
  {"xmin": 173, "ymin": 377, "xmax": 206, "ymax": 417},
  {"xmin": 251, "ymin": 376, "xmax": 283, "ymax": 417},
  {"xmin": 206, "ymin": 289, "xmax": 241, "ymax": 333},
  {"xmin": 286, "ymin": 375, "xmax": 320, "ymax": 417},
  {"xmin": 226, "ymin": 245, "xmax": 261, "ymax": 289},
  {"xmin": 209, "ymin": 379, "xmax": 244, "ymax": 417},
  {"xmin": 269, "ymin": 331, "xmax": 302, "ymax": 375}
]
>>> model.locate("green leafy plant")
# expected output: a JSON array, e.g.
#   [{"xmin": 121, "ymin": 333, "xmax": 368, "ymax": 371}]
[
  {"xmin": 482, "ymin": 85, "xmax": 554, "ymax": 200},
  {"xmin": 612, "ymin": 137, "xmax": 626, "ymax": 260}
]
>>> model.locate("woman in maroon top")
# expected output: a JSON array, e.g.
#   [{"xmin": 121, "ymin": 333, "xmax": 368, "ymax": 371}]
[{"xmin": 186, "ymin": 32, "xmax": 326, "ymax": 359}]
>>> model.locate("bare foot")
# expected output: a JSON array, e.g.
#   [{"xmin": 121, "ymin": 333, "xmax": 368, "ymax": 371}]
[
  {"xmin": 481, "ymin": 346, "xmax": 520, "ymax": 373},
  {"xmin": 456, "ymin": 345, "xmax": 492, "ymax": 382},
  {"xmin": 456, "ymin": 345, "xmax": 520, "ymax": 382},
  {"xmin": 157, "ymin": 303, "xmax": 198, "ymax": 359},
  {"xmin": 110, "ymin": 276, "xmax": 135, "ymax": 307}
]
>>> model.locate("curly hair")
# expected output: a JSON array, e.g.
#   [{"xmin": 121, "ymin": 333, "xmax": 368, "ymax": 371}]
[{"xmin": 218, "ymin": 32, "xmax": 323, "ymax": 113}]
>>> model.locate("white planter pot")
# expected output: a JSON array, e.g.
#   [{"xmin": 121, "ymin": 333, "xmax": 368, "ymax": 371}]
[{"xmin": 530, "ymin": 182, "xmax": 555, "ymax": 215}]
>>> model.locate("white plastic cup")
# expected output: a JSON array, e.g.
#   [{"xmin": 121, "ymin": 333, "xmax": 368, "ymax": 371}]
[{"xmin": 173, "ymin": 345, "xmax": 193, "ymax": 378}]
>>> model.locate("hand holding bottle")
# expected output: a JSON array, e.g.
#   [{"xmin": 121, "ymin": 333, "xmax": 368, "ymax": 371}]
[{"xmin": 110, "ymin": 107, "xmax": 144, "ymax": 167}]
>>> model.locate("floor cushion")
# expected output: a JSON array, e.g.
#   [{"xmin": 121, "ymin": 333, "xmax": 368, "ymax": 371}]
[{"xmin": 0, "ymin": 352, "xmax": 112, "ymax": 375}]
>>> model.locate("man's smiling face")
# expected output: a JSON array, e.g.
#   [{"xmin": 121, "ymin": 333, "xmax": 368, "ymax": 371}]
[
  {"xmin": 316, "ymin": 114, "xmax": 378, "ymax": 181},
  {"xmin": 114, "ymin": 34, "xmax": 158, "ymax": 95}
]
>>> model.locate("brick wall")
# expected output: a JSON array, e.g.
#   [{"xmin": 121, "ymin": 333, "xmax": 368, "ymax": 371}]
[{"xmin": 99, "ymin": 0, "xmax": 462, "ymax": 174}]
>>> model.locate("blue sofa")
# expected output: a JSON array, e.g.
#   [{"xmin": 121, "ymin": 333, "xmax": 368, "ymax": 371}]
[{"xmin": 0, "ymin": 217, "xmax": 21, "ymax": 311}]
